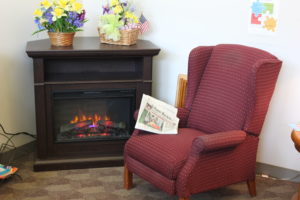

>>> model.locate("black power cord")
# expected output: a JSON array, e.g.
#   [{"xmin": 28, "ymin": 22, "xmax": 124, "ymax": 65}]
[
  {"xmin": 0, "ymin": 123, "xmax": 36, "ymax": 138},
  {"xmin": 0, "ymin": 123, "xmax": 36, "ymax": 156}
]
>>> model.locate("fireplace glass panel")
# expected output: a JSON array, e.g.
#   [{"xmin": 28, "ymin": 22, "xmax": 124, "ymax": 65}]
[{"xmin": 53, "ymin": 89, "xmax": 135, "ymax": 142}]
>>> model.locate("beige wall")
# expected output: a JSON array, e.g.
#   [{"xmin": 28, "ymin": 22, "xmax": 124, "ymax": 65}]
[
  {"xmin": 0, "ymin": 0, "xmax": 299, "ymax": 172},
  {"xmin": 0, "ymin": 1, "xmax": 38, "ymax": 147}
]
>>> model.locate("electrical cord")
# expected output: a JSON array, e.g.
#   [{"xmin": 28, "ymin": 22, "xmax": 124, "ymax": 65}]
[
  {"xmin": 0, "ymin": 122, "xmax": 36, "ymax": 165},
  {"xmin": 0, "ymin": 122, "xmax": 36, "ymax": 182},
  {"xmin": 0, "ymin": 123, "xmax": 36, "ymax": 138}
]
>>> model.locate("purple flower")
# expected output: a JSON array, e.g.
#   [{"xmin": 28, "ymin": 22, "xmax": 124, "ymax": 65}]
[
  {"xmin": 102, "ymin": 5, "xmax": 110, "ymax": 14},
  {"xmin": 34, "ymin": 18, "xmax": 44, "ymax": 30},
  {"xmin": 68, "ymin": 11, "xmax": 78, "ymax": 19},
  {"xmin": 79, "ymin": 10, "xmax": 85, "ymax": 21},
  {"xmin": 34, "ymin": 18, "xmax": 39, "ymax": 24},
  {"xmin": 129, "ymin": 5, "xmax": 136, "ymax": 12},
  {"xmin": 73, "ymin": 19, "xmax": 83, "ymax": 28},
  {"xmin": 43, "ymin": 8, "xmax": 53, "ymax": 24},
  {"xmin": 67, "ymin": 10, "xmax": 85, "ymax": 28}
]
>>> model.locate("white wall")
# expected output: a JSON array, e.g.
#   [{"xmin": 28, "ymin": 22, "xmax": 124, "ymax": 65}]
[
  {"xmin": 133, "ymin": 0, "xmax": 300, "ymax": 172},
  {"xmin": 0, "ymin": 0, "xmax": 299, "ymax": 171}
]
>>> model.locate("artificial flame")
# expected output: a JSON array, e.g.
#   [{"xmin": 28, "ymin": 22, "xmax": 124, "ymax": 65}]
[{"xmin": 70, "ymin": 113, "xmax": 110, "ymax": 126}]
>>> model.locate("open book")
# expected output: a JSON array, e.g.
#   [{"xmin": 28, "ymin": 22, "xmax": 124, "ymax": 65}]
[{"xmin": 135, "ymin": 94, "xmax": 179, "ymax": 134}]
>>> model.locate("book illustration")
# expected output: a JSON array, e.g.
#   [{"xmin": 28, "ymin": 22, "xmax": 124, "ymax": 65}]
[{"xmin": 139, "ymin": 103, "xmax": 164, "ymax": 131}]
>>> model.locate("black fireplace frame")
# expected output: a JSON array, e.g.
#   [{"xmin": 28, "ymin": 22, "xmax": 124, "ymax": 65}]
[
  {"xmin": 52, "ymin": 88, "xmax": 136, "ymax": 143},
  {"xmin": 26, "ymin": 37, "xmax": 160, "ymax": 171}
]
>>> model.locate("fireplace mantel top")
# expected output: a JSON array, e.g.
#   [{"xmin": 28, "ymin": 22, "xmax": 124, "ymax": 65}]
[{"xmin": 26, "ymin": 37, "xmax": 160, "ymax": 58}]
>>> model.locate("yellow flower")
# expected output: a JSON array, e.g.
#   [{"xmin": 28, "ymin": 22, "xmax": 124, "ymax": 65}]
[
  {"xmin": 124, "ymin": 11, "xmax": 132, "ymax": 18},
  {"xmin": 51, "ymin": 7, "xmax": 66, "ymax": 21},
  {"xmin": 113, "ymin": 5, "xmax": 123, "ymax": 14},
  {"xmin": 58, "ymin": 0, "xmax": 68, "ymax": 9},
  {"xmin": 71, "ymin": 2, "xmax": 83, "ymax": 13},
  {"xmin": 69, "ymin": 0, "xmax": 76, "ymax": 3},
  {"xmin": 133, "ymin": 15, "xmax": 139, "ymax": 23},
  {"xmin": 111, "ymin": 0, "xmax": 119, "ymax": 7},
  {"xmin": 41, "ymin": 0, "xmax": 52, "ymax": 9},
  {"xmin": 125, "ymin": 12, "xmax": 139, "ymax": 23},
  {"xmin": 34, "ymin": 9, "xmax": 43, "ymax": 17}
]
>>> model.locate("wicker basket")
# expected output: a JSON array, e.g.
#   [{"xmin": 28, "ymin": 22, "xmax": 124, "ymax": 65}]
[
  {"xmin": 48, "ymin": 32, "xmax": 75, "ymax": 46},
  {"xmin": 98, "ymin": 28, "xmax": 139, "ymax": 46}
]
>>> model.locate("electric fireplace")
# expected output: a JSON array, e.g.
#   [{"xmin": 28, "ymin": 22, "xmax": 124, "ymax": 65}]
[{"xmin": 26, "ymin": 37, "xmax": 160, "ymax": 171}]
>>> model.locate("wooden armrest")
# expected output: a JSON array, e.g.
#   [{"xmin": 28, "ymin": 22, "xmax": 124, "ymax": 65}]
[{"xmin": 175, "ymin": 74, "xmax": 187, "ymax": 108}]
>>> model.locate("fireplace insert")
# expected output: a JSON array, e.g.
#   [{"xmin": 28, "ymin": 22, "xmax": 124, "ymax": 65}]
[{"xmin": 53, "ymin": 89, "xmax": 136, "ymax": 143}]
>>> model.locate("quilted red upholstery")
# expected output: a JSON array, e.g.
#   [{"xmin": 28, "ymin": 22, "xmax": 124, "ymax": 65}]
[
  {"xmin": 184, "ymin": 46, "xmax": 214, "ymax": 109},
  {"xmin": 191, "ymin": 130, "xmax": 246, "ymax": 153},
  {"xmin": 124, "ymin": 44, "xmax": 282, "ymax": 199},
  {"xmin": 187, "ymin": 44, "xmax": 280, "ymax": 134},
  {"xmin": 177, "ymin": 135, "xmax": 259, "ymax": 197},
  {"xmin": 177, "ymin": 108, "xmax": 190, "ymax": 128},
  {"xmin": 125, "ymin": 155, "xmax": 177, "ymax": 194},
  {"xmin": 125, "ymin": 128, "xmax": 205, "ymax": 179}
]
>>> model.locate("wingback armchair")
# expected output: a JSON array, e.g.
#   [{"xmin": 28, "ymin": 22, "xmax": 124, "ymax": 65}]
[{"xmin": 124, "ymin": 44, "xmax": 282, "ymax": 200}]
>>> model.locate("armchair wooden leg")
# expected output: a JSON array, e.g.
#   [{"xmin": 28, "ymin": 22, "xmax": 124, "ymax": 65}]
[
  {"xmin": 291, "ymin": 183, "xmax": 300, "ymax": 200},
  {"xmin": 298, "ymin": 184, "xmax": 300, "ymax": 200},
  {"xmin": 179, "ymin": 198, "xmax": 189, "ymax": 200},
  {"xmin": 124, "ymin": 164, "xmax": 133, "ymax": 190},
  {"xmin": 247, "ymin": 179, "xmax": 257, "ymax": 197}
]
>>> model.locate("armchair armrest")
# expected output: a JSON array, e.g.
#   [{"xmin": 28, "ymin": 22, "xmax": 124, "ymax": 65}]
[
  {"xmin": 177, "ymin": 107, "xmax": 190, "ymax": 128},
  {"xmin": 191, "ymin": 130, "xmax": 246, "ymax": 155},
  {"xmin": 132, "ymin": 129, "xmax": 142, "ymax": 136}
]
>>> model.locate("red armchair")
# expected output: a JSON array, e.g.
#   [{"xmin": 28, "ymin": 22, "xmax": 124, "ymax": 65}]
[{"xmin": 124, "ymin": 44, "xmax": 282, "ymax": 200}]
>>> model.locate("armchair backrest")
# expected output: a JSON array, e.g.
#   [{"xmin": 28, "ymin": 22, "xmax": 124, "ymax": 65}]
[{"xmin": 185, "ymin": 44, "xmax": 282, "ymax": 135}]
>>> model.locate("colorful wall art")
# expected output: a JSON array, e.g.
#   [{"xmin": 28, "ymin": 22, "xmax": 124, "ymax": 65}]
[{"xmin": 249, "ymin": 0, "xmax": 280, "ymax": 35}]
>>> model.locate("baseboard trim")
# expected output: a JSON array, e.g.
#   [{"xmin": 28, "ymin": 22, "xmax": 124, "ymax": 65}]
[
  {"xmin": 34, "ymin": 156, "xmax": 124, "ymax": 171},
  {"xmin": 256, "ymin": 162, "xmax": 300, "ymax": 182},
  {"xmin": 2, "ymin": 141, "xmax": 299, "ymax": 182}
]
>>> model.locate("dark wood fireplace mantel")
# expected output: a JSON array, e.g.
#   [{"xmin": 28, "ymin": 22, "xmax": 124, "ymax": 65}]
[{"xmin": 26, "ymin": 37, "xmax": 160, "ymax": 171}]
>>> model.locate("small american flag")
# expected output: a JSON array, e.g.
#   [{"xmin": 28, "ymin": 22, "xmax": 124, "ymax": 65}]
[{"xmin": 139, "ymin": 14, "xmax": 150, "ymax": 34}]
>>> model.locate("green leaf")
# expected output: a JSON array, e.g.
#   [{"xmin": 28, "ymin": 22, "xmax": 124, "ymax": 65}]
[{"xmin": 32, "ymin": 29, "xmax": 47, "ymax": 35}]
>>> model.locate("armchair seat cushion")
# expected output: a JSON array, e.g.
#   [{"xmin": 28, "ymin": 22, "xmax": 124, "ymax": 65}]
[{"xmin": 125, "ymin": 128, "xmax": 205, "ymax": 179}]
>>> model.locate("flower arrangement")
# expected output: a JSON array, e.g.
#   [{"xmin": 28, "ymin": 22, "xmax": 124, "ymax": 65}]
[
  {"xmin": 99, "ymin": 0, "xmax": 140, "ymax": 41},
  {"xmin": 33, "ymin": 0, "xmax": 87, "ymax": 34}
]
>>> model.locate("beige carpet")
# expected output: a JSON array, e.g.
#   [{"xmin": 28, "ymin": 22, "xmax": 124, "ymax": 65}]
[{"xmin": 0, "ymin": 153, "xmax": 298, "ymax": 200}]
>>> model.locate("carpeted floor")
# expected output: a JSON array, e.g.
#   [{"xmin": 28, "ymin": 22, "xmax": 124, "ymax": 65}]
[{"xmin": 0, "ymin": 152, "xmax": 298, "ymax": 200}]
